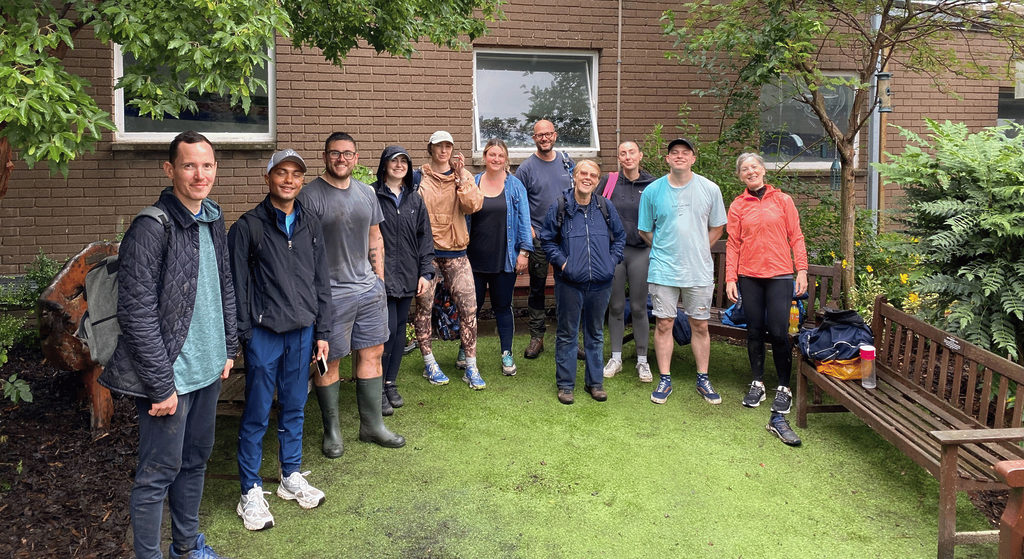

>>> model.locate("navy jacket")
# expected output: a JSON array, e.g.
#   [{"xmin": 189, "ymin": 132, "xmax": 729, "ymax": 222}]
[
  {"xmin": 227, "ymin": 196, "xmax": 332, "ymax": 343},
  {"xmin": 374, "ymin": 145, "xmax": 435, "ymax": 298},
  {"xmin": 100, "ymin": 188, "xmax": 239, "ymax": 401},
  {"xmin": 539, "ymin": 188, "xmax": 626, "ymax": 288}
]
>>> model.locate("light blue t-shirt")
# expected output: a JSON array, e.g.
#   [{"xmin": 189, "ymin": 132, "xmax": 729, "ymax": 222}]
[{"xmin": 638, "ymin": 173, "xmax": 727, "ymax": 287}]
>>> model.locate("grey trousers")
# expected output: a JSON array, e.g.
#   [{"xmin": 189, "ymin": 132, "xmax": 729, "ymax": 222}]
[{"xmin": 607, "ymin": 245, "xmax": 651, "ymax": 357}]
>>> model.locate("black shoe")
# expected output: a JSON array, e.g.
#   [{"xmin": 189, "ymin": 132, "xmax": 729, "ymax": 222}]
[
  {"xmin": 381, "ymin": 391, "xmax": 394, "ymax": 416},
  {"xmin": 742, "ymin": 381, "xmax": 766, "ymax": 408},
  {"xmin": 384, "ymin": 383, "xmax": 404, "ymax": 408},
  {"xmin": 767, "ymin": 413, "xmax": 802, "ymax": 446},
  {"xmin": 770, "ymin": 386, "xmax": 792, "ymax": 414},
  {"xmin": 577, "ymin": 345, "xmax": 585, "ymax": 360},
  {"xmin": 524, "ymin": 337, "xmax": 544, "ymax": 359}
]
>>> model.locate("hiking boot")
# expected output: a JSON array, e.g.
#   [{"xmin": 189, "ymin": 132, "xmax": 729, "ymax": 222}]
[
  {"xmin": 603, "ymin": 357, "xmax": 622, "ymax": 378},
  {"xmin": 170, "ymin": 533, "xmax": 229, "ymax": 559},
  {"xmin": 651, "ymin": 375, "xmax": 673, "ymax": 404},
  {"xmin": 524, "ymin": 337, "xmax": 544, "ymax": 359},
  {"xmin": 501, "ymin": 351, "xmax": 517, "ymax": 376},
  {"xmin": 456, "ymin": 346, "xmax": 467, "ymax": 370},
  {"xmin": 423, "ymin": 361, "xmax": 449, "ymax": 385},
  {"xmin": 636, "ymin": 361, "xmax": 653, "ymax": 383},
  {"xmin": 696, "ymin": 373, "xmax": 722, "ymax": 405},
  {"xmin": 381, "ymin": 391, "xmax": 394, "ymax": 416},
  {"xmin": 277, "ymin": 471, "xmax": 325, "ymax": 509},
  {"xmin": 742, "ymin": 380, "xmax": 766, "ymax": 408},
  {"xmin": 767, "ymin": 413, "xmax": 802, "ymax": 446},
  {"xmin": 384, "ymin": 383, "xmax": 404, "ymax": 408},
  {"xmin": 237, "ymin": 485, "xmax": 274, "ymax": 531},
  {"xmin": 586, "ymin": 384, "xmax": 608, "ymax": 402},
  {"xmin": 557, "ymin": 388, "xmax": 574, "ymax": 405},
  {"xmin": 463, "ymin": 365, "xmax": 486, "ymax": 390},
  {"xmin": 771, "ymin": 386, "xmax": 793, "ymax": 414}
]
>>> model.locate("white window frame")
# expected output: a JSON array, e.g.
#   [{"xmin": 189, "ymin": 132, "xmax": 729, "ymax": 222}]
[
  {"xmin": 472, "ymin": 49, "xmax": 599, "ymax": 159},
  {"xmin": 112, "ymin": 44, "xmax": 276, "ymax": 144},
  {"xmin": 759, "ymin": 73, "xmax": 859, "ymax": 171}
]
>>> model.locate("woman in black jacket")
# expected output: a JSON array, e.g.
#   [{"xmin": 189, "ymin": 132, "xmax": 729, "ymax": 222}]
[{"xmin": 374, "ymin": 145, "xmax": 435, "ymax": 414}]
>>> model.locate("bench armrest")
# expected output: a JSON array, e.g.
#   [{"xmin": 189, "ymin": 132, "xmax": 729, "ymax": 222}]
[
  {"xmin": 930, "ymin": 427, "xmax": 1024, "ymax": 446},
  {"xmin": 995, "ymin": 460, "xmax": 1024, "ymax": 487}
]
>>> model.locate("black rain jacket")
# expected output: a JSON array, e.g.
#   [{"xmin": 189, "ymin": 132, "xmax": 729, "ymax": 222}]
[{"xmin": 373, "ymin": 145, "xmax": 435, "ymax": 298}]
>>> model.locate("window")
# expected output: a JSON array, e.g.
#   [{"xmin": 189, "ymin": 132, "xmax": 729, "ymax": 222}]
[
  {"xmin": 112, "ymin": 45, "xmax": 275, "ymax": 143},
  {"xmin": 998, "ymin": 87, "xmax": 1024, "ymax": 137},
  {"xmin": 759, "ymin": 76, "xmax": 855, "ymax": 168},
  {"xmin": 473, "ymin": 50, "xmax": 599, "ymax": 154}
]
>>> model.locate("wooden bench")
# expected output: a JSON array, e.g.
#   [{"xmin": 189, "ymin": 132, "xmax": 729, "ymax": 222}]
[{"xmin": 796, "ymin": 295, "xmax": 1024, "ymax": 558}]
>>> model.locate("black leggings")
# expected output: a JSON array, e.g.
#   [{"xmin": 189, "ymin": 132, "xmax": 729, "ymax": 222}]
[
  {"xmin": 738, "ymin": 276, "xmax": 792, "ymax": 387},
  {"xmin": 383, "ymin": 295, "xmax": 413, "ymax": 385}
]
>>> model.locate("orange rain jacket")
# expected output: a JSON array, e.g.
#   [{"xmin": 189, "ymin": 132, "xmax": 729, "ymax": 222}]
[{"xmin": 725, "ymin": 184, "xmax": 808, "ymax": 283}]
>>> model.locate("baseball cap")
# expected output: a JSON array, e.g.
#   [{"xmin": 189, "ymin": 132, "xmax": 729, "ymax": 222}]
[
  {"xmin": 429, "ymin": 130, "xmax": 455, "ymax": 145},
  {"xmin": 265, "ymin": 149, "xmax": 307, "ymax": 175},
  {"xmin": 667, "ymin": 138, "xmax": 696, "ymax": 154}
]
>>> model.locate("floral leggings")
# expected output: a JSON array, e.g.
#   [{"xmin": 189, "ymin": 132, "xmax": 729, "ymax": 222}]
[{"xmin": 412, "ymin": 255, "xmax": 478, "ymax": 357}]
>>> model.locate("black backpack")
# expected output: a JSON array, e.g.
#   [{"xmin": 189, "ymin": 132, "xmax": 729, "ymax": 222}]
[
  {"xmin": 797, "ymin": 309, "xmax": 874, "ymax": 362},
  {"xmin": 554, "ymin": 192, "xmax": 612, "ymax": 230}
]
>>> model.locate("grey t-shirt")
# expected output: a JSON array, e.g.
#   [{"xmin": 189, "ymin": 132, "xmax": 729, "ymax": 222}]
[
  {"xmin": 516, "ymin": 152, "xmax": 574, "ymax": 232},
  {"xmin": 299, "ymin": 177, "xmax": 383, "ymax": 297}
]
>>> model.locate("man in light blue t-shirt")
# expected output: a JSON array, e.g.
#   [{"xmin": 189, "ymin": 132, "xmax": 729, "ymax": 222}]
[{"xmin": 638, "ymin": 138, "xmax": 726, "ymax": 407}]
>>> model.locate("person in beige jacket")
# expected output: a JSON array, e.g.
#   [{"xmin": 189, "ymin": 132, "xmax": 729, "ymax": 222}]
[{"xmin": 411, "ymin": 131, "xmax": 486, "ymax": 389}]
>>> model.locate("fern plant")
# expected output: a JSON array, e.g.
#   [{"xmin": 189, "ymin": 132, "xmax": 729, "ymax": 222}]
[{"xmin": 876, "ymin": 119, "xmax": 1024, "ymax": 360}]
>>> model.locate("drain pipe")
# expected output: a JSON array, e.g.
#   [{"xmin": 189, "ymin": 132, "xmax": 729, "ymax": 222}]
[
  {"xmin": 615, "ymin": 0, "xmax": 622, "ymax": 149},
  {"xmin": 866, "ymin": 13, "xmax": 882, "ymax": 231}
]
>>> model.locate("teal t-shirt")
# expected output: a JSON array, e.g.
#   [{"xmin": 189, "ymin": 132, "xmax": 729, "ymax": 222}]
[
  {"xmin": 173, "ymin": 209, "xmax": 228, "ymax": 394},
  {"xmin": 638, "ymin": 173, "xmax": 727, "ymax": 287}
]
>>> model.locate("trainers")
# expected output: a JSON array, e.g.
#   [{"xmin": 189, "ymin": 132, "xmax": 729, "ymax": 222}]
[
  {"xmin": 603, "ymin": 357, "xmax": 622, "ymax": 378},
  {"xmin": 237, "ymin": 484, "xmax": 274, "ymax": 531},
  {"xmin": 771, "ymin": 386, "xmax": 793, "ymax": 414},
  {"xmin": 384, "ymin": 383, "xmax": 404, "ymax": 408},
  {"xmin": 767, "ymin": 413, "xmax": 802, "ymax": 446},
  {"xmin": 463, "ymin": 365, "xmax": 486, "ymax": 390},
  {"xmin": 742, "ymin": 381, "xmax": 766, "ymax": 408},
  {"xmin": 501, "ymin": 351, "xmax": 517, "ymax": 376},
  {"xmin": 557, "ymin": 388, "xmax": 574, "ymax": 405},
  {"xmin": 277, "ymin": 471, "xmax": 325, "ymax": 509},
  {"xmin": 423, "ymin": 361, "xmax": 449, "ymax": 385},
  {"xmin": 636, "ymin": 361, "xmax": 653, "ymax": 383},
  {"xmin": 651, "ymin": 375, "xmax": 673, "ymax": 404},
  {"xmin": 170, "ymin": 533, "xmax": 229, "ymax": 559},
  {"xmin": 524, "ymin": 337, "xmax": 544, "ymax": 359},
  {"xmin": 696, "ymin": 373, "xmax": 722, "ymax": 405},
  {"xmin": 456, "ymin": 347, "xmax": 467, "ymax": 370}
]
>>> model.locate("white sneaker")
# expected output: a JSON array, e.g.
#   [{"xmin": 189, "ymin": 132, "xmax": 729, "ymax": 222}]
[
  {"xmin": 603, "ymin": 357, "xmax": 622, "ymax": 378},
  {"xmin": 277, "ymin": 471, "xmax": 325, "ymax": 509},
  {"xmin": 636, "ymin": 361, "xmax": 653, "ymax": 383},
  {"xmin": 237, "ymin": 484, "xmax": 274, "ymax": 531}
]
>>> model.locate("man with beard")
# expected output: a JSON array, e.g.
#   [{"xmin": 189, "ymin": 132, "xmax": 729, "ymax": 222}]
[{"xmin": 299, "ymin": 132, "xmax": 405, "ymax": 458}]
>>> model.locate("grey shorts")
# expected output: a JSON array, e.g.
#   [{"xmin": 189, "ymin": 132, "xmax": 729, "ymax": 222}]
[
  {"xmin": 328, "ymin": 278, "xmax": 389, "ymax": 360},
  {"xmin": 649, "ymin": 283, "xmax": 713, "ymax": 321}
]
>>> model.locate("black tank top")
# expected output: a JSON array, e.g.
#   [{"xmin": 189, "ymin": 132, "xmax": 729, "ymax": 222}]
[{"xmin": 467, "ymin": 189, "xmax": 508, "ymax": 274}]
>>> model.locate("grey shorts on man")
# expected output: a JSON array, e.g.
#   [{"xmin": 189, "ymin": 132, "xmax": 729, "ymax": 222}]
[{"xmin": 327, "ymin": 278, "xmax": 389, "ymax": 360}]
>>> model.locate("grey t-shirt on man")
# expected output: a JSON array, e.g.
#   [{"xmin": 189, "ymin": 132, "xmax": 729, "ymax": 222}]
[{"xmin": 516, "ymin": 152, "xmax": 574, "ymax": 232}]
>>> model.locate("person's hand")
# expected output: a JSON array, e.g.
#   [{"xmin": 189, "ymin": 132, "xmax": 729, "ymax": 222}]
[
  {"xmin": 515, "ymin": 253, "xmax": 529, "ymax": 274},
  {"xmin": 726, "ymin": 281, "xmax": 739, "ymax": 303},
  {"xmin": 452, "ymin": 152, "xmax": 465, "ymax": 175},
  {"xmin": 795, "ymin": 270, "xmax": 808, "ymax": 297},
  {"xmin": 149, "ymin": 393, "xmax": 178, "ymax": 417},
  {"xmin": 220, "ymin": 358, "xmax": 234, "ymax": 380},
  {"xmin": 561, "ymin": 262, "xmax": 566, "ymax": 271},
  {"xmin": 416, "ymin": 276, "xmax": 431, "ymax": 296},
  {"xmin": 315, "ymin": 340, "xmax": 329, "ymax": 362}
]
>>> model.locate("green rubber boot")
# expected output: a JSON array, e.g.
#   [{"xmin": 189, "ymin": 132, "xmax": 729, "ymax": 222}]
[
  {"xmin": 314, "ymin": 381, "xmax": 344, "ymax": 458},
  {"xmin": 356, "ymin": 376, "xmax": 405, "ymax": 448}
]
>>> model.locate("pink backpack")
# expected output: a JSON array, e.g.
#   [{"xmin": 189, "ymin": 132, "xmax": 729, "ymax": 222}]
[{"xmin": 602, "ymin": 172, "xmax": 619, "ymax": 198}]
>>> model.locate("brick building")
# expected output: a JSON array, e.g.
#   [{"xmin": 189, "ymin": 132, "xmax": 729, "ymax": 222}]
[{"xmin": 0, "ymin": 1, "xmax": 1016, "ymax": 274}]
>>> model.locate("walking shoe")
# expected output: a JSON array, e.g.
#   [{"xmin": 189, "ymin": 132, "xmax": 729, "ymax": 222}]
[
  {"xmin": 501, "ymin": 351, "xmax": 517, "ymax": 376},
  {"xmin": 603, "ymin": 357, "xmax": 622, "ymax": 378},
  {"xmin": 170, "ymin": 533, "xmax": 229, "ymax": 559},
  {"xmin": 524, "ymin": 337, "xmax": 544, "ymax": 359},
  {"xmin": 456, "ymin": 347, "xmax": 467, "ymax": 370},
  {"xmin": 651, "ymin": 375, "xmax": 673, "ymax": 404},
  {"xmin": 277, "ymin": 471, "xmax": 325, "ymax": 509},
  {"xmin": 585, "ymin": 384, "xmax": 608, "ymax": 402},
  {"xmin": 771, "ymin": 386, "xmax": 793, "ymax": 414},
  {"xmin": 696, "ymin": 373, "xmax": 722, "ymax": 405},
  {"xmin": 423, "ymin": 361, "xmax": 449, "ymax": 385},
  {"xmin": 384, "ymin": 383, "xmax": 404, "ymax": 408},
  {"xmin": 742, "ymin": 380, "xmax": 766, "ymax": 408},
  {"xmin": 403, "ymin": 339, "xmax": 418, "ymax": 355},
  {"xmin": 767, "ymin": 413, "xmax": 802, "ymax": 446},
  {"xmin": 636, "ymin": 361, "xmax": 653, "ymax": 383},
  {"xmin": 557, "ymin": 388, "xmax": 574, "ymax": 405},
  {"xmin": 463, "ymin": 365, "xmax": 486, "ymax": 390},
  {"xmin": 237, "ymin": 484, "xmax": 274, "ymax": 531},
  {"xmin": 381, "ymin": 391, "xmax": 394, "ymax": 416}
]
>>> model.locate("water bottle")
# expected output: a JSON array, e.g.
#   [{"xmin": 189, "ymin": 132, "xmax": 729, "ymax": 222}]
[
  {"xmin": 788, "ymin": 302, "xmax": 800, "ymax": 335},
  {"xmin": 860, "ymin": 345, "xmax": 877, "ymax": 389}
]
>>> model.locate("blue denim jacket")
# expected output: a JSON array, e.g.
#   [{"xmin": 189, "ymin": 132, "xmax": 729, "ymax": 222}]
[{"xmin": 471, "ymin": 172, "xmax": 533, "ymax": 273}]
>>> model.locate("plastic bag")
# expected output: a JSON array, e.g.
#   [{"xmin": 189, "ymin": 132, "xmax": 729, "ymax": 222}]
[{"xmin": 816, "ymin": 357, "xmax": 863, "ymax": 380}]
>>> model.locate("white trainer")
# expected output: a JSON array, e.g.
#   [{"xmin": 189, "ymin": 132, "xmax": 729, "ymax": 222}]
[
  {"xmin": 636, "ymin": 361, "xmax": 653, "ymax": 383},
  {"xmin": 277, "ymin": 471, "xmax": 325, "ymax": 509},
  {"xmin": 603, "ymin": 357, "xmax": 623, "ymax": 378},
  {"xmin": 237, "ymin": 484, "xmax": 274, "ymax": 531}
]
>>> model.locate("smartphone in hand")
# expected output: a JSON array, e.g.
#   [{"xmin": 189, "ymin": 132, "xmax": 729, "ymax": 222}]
[{"xmin": 315, "ymin": 355, "xmax": 328, "ymax": 377}]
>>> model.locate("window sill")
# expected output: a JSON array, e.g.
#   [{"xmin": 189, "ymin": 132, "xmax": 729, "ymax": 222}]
[{"xmin": 111, "ymin": 140, "xmax": 278, "ymax": 152}]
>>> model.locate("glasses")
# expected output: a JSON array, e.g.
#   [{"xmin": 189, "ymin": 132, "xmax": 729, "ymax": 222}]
[
  {"xmin": 326, "ymin": 150, "xmax": 357, "ymax": 161},
  {"xmin": 532, "ymin": 132, "xmax": 555, "ymax": 139}
]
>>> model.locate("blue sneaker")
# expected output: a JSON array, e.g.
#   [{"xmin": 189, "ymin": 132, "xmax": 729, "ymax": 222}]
[
  {"xmin": 170, "ymin": 534, "xmax": 229, "ymax": 559},
  {"xmin": 423, "ymin": 361, "xmax": 449, "ymax": 385},
  {"xmin": 651, "ymin": 375, "xmax": 673, "ymax": 404},
  {"xmin": 696, "ymin": 373, "xmax": 722, "ymax": 404},
  {"xmin": 463, "ymin": 365, "xmax": 486, "ymax": 390},
  {"xmin": 501, "ymin": 351, "xmax": 517, "ymax": 376},
  {"xmin": 456, "ymin": 347, "xmax": 467, "ymax": 370}
]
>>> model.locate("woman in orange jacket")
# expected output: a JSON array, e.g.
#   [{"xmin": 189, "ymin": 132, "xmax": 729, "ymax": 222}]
[{"xmin": 725, "ymin": 152, "xmax": 808, "ymax": 446}]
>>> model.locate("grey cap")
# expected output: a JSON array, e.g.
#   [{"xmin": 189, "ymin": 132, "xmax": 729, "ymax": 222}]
[
  {"xmin": 429, "ymin": 130, "xmax": 455, "ymax": 145},
  {"xmin": 265, "ymin": 149, "xmax": 307, "ymax": 175},
  {"xmin": 667, "ymin": 138, "xmax": 696, "ymax": 154}
]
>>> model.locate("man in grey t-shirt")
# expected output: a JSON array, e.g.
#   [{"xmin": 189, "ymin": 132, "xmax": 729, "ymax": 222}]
[
  {"xmin": 515, "ymin": 119, "xmax": 574, "ymax": 358},
  {"xmin": 299, "ymin": 132, "xmax": 404, "ymax": 457}
]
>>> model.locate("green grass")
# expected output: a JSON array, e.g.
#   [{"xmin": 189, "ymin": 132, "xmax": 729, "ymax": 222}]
[{"xmin": 200, "ymin": 335, "xmax": 997, "ymax": 558}]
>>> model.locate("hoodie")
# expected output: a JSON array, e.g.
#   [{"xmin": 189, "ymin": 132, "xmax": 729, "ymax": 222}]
[
  {"xmin": 374, "ymin": 146, "xmax": 435, "ymax": 297},
  {"xmin": 418, "ymin": 161, "xmax": 482, "ymax": 253}
]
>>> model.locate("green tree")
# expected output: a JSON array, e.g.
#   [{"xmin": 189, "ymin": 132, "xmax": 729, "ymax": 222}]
[
  {"xmin": 662, "ymin": 0, "xmax": 1024, "ymax": 295},
  {"xmin": 0, "ymin": 0, "xmax": 502, "ymax": 180}
]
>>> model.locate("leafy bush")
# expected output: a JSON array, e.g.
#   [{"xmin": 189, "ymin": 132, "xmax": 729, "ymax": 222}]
[
  {"xmin": 0, "ymin": 250, "xmax": 62, "ymax": 371},
  {"xmin": 876, "ymin": 119, "xmax": 1024, "ymax": 360}
]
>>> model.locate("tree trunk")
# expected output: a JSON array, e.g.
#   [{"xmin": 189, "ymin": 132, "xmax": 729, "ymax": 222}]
[
  {"xmin": 838, "ymin": 141, "xmax": 857, "ymax": 306},
  {"xmin": 0, "ymin": 135, "xmax": 12, "ymax": 200}
]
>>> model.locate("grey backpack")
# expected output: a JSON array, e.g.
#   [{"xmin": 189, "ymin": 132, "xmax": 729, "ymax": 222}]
[{"xmin": 76, "ymin": 207, "xmax": 170, "ymax": 365}]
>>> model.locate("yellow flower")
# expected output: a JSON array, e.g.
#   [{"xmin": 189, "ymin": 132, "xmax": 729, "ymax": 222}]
[
  {"xmin": 855, "ymin": 241, "xmax": 861, "ymax": 247},
  {"xmin": 866, "ymin": 265, "xmax": 874, "ymax": 273},
  {"xmin": 911, "ymin": 237, "xmax": 920, "ymax": 243},
  {"xmin": 908, "ymin": 292, "xmax": 920, "ymax": 303},
  {"xmin": 900, "ymin": 273, "xmax": 908, "ymax": 284},
  {"xmin": 830, "ymin": 251, "xmax": 836, "ymax": 258},
  {"xmin": 842, "ymin": 259, "xmax": 848, "ymax": 269}
]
